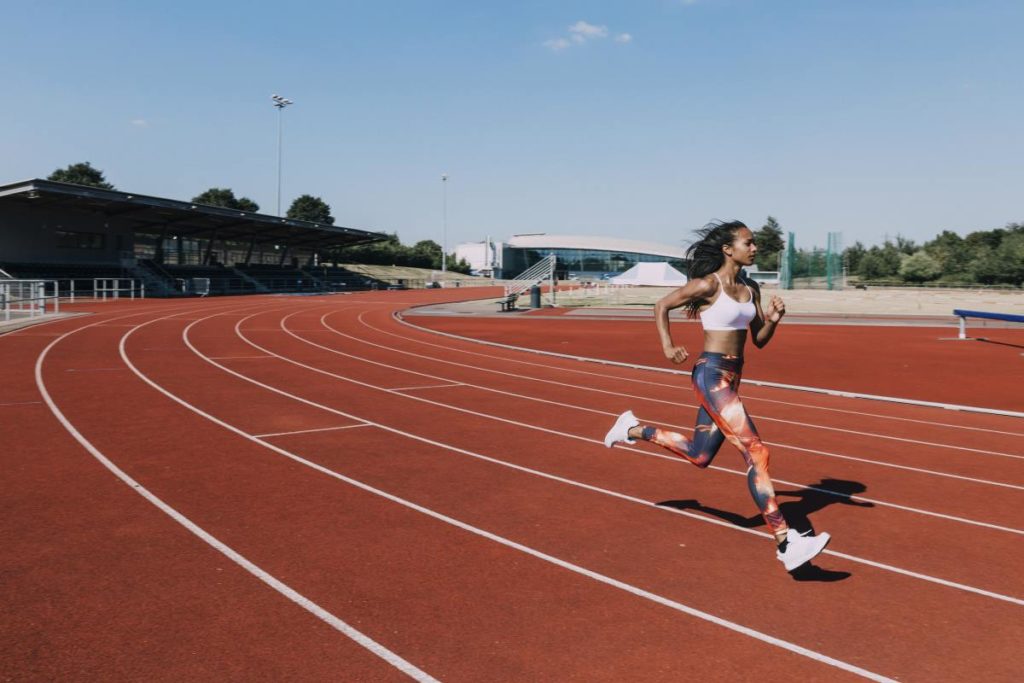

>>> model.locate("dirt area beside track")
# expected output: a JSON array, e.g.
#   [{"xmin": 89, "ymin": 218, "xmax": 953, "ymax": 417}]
[{"xmin": 553, "ymin": 285, "xmax": 1024, "ymax": 316}]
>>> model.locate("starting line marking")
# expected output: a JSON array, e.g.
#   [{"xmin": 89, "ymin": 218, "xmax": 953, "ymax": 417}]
[
  {"xmin": 389, "ymin": 383, "xmax": 464, "ymax": 392},
  {"xmin": 255, "ymin": 424, "xmax": 372, "ymax": 438}
]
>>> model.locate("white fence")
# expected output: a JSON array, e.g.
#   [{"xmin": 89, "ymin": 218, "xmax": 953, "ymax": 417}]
[
  {"xmin": 51, "ymin": 278, "xmax": 146, "ymax": 302},
  {"xmin": 0, "ymin": 280, "xmax": 59, "ymax": 322}
]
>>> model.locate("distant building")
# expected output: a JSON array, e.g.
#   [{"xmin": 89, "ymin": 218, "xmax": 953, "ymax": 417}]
[{"xmin": 455, "ymin": 234, "xmax": 687, "ymax": 279}]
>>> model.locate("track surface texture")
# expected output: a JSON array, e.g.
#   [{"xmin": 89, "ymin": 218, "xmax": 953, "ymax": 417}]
[{"xmin": 2, "ymin": 289, "xmax": 1022, "ymax": 682}]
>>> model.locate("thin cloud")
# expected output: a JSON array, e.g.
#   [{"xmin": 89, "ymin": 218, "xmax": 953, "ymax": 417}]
[
  {"xmin": 546, "ymin": 20, "xmax": 630, "ymax": 51},
  {"xmin": 568, "ymin": 21, "xmax": 608, "ymax": 39},
  {"xmin": 544, "ymin": 37, "xmax": 572, "ymax": 51},
  {"xmin": 130, "ymin": 119, "xmax": 149, "ymax": 128}
]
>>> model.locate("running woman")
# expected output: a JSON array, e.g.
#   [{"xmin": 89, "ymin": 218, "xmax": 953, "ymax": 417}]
[{"xmin": 603, "ymin": 220, "xmax": 830, "ymax": 571}]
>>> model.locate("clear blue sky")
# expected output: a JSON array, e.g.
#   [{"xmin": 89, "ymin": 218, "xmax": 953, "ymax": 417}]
[{"xmin": 2, "ymin": 1, "xmax": 1021, "ymax": 251}]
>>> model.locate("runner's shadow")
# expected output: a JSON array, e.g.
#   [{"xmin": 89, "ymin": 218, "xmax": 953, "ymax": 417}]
[
  {"xmin": 974, "ymin": 337, "xmax": 1024, "ymax": 350},
  {"xmin": 657, "ymin": 478, "xmax": 872, "ymax": 583}
]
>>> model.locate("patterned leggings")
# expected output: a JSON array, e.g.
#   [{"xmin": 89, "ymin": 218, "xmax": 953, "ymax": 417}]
[{"xmin": 641, "ymin": 352, "xmax": 788, "ymax": 536}]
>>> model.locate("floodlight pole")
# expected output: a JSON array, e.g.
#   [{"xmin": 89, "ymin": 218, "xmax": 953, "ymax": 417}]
[
  {"xmin": 441, "ymin": 173, "xmax": 449, "ymax": 272},
  {"xmin": 272, "ymin": 94, "xmax": 294, "ymax": 216}
]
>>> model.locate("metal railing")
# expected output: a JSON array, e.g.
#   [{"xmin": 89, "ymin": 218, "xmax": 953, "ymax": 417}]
[
  {"xmin": 504, "ymin": 255, "xmax": 556, "ymax": 302},
  {"xmin": 1, "ymin": 279, "xmax": 59, "ymax": 322}
]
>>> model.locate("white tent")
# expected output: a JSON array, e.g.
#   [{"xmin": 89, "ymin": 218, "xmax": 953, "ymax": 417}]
[{"xmin": 608, "ymin": 262, "xmax": 688, "ymax": 287}]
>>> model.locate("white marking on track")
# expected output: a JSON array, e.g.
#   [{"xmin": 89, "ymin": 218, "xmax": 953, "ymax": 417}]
[
  {"xmin": 289, "ymin": 311, "xmax": 1024, "ymax": 496},
  {"xmin": 256, "ymin": 424, "xmax": 372, "ymax": 438},
  {"xmin": 394, "ymin": 311, "xmax": 1024, "ymax": 421},
  {"xmin": 390, "ymin": 383, "xmax": 464, "ymax": 391},
  {"xmin": 178, "ymin": 308, "xmax": 1024, "ymax": 604},
  {"xmin": 65, "ymin": 367, "xmax": 126, "ymax": 372},
  {"xmin": 36, "ymin": 306, "xmax": 439, "ymax": 683},
  {"xmin": 120, "ymin": 312, "xmax": 900, "ymax": 682},
  {"xmin": 350, "ymin": 313, "xmax": 1024, "ymax": 460}
]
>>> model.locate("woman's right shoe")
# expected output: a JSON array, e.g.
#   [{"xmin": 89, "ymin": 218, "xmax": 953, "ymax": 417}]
[
  {"xmin": 776, "ymin": 528, "xmax": 831, "ymax": 571},
  {"xmin": 604, "ymin": 410, "xmax": 639, "ymax": 447}
]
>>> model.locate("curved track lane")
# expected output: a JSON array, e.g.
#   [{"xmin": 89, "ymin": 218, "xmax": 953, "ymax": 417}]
[{"xmin": 4, "ymin": 290, "xmax": 1022, "ymax": 681}]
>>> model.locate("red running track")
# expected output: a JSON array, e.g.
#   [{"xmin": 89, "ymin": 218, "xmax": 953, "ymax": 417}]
[
  {"xmin": 409, "ymin": 308, "xmax": 1024, "ymax": 412},
  {"xmin": 2, "ymin": 289, "xmax": 1022, "ymax": 681}
]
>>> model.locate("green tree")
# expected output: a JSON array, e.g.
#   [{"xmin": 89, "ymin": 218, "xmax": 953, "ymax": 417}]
[
  {"xmin": 287, "ymin": 195, "xmax": 334, "ymax": 224},
  {"xmin": 994, "ymin": 232, "xmax": 1024, "ymax": 284},
  {"xmin": 192, "ymin": 187, "xmax": 260, "ymax": 212},
  {"xmin": 895, "ymin": 235, "xmax": 917, "ymax": 255},
  {"xmin": 236, "ymin": 197, "xmax": 260, "ymax": 212},
  {"xmin": 411, "ymin": 240, "xmax": 443, "ymax": 268},
  {"xmin": 967, "ymin": 247, "xmax": 1002, "ymax": 284},
  {"xmin": 923, "ymin": 230, "xmax": 968, "ymax": 278},
  {"xmin": 753, "ymin": 216, "xmax": 785, "ymax": 270},
  {"xmin": 843, "ymin": 241, "xmax": 867, "ymax": 274},
  {"xmin": 450, "ymin": 256, "xmax": 472, "ymax": 275},
  {"xmin": 47, "ymin": 161, "xmax": 115, "ymax": 189},
  {"xmin": 857, "ymin": 242, "xmax": 902, "ymax": 280},
  {"xmin": 899, "ymin": 250, "xmax": 942, "ymax": 282}
]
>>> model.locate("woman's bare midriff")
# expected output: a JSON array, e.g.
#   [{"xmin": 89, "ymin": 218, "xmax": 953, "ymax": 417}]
[{"xmin": 702, "ymin": 329, "xmax": 747, "ymax": 356}]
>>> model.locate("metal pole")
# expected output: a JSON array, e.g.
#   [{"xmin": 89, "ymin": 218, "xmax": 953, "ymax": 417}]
[
  {"xmin": 441, "ymin": 173, "xmax": 448, "ymax": 272},
  {"xmin": 277, "ymin": 106, "xmax": 283, "ymax": 216},
  {"xmin": 272, "ymin": 95, "xmax": 293, "ymax": 216}
]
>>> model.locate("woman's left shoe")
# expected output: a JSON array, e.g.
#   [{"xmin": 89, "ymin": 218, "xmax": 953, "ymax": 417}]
[
  {"xmin": 776, "ymin": 528, "xmax": 831, "ymax": 571},
  {"xmin": 604, "ymin": 410, "xmax": 639, "ymax": 447}
]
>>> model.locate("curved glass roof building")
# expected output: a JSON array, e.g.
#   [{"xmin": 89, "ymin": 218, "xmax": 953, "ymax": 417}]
[{"xmin": 456, "ymin": 234, "xmax": 688, "ymax": 279}]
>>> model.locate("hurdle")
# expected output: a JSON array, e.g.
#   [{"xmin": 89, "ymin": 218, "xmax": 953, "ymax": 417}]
[{"xmin": 952, "ymin": 308, "xmax": 1024, "ymax": 340}]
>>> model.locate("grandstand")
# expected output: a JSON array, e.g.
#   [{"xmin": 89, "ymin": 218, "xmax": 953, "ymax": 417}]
[{"xmin": 0, "ymin": 178, "xmax": 389, "ymax": 297}]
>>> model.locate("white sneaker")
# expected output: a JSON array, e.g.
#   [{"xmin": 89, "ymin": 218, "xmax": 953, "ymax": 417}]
[
  {"xmin": 604, "ymin": 410, "xmax": 639, "ymax": 447},
  {"xmin": 776, "ymin": 528, "xmax": 831, "ymax": 571}
]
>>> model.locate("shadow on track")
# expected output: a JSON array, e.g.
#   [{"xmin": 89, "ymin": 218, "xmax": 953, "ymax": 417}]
[{"xmin": 657, "ymin": 478, "xmax": 873, "ymax": 582}]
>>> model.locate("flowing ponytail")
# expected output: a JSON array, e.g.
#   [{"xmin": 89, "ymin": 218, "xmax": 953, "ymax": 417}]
[{"xmin": 683, "ymin": 220, "xmax": 748, "ymax": 318}]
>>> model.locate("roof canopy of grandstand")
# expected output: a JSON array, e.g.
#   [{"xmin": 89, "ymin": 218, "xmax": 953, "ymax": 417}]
[{"xmin": 0, "ymin": 179, "xmax": 385, "ymax": 249}]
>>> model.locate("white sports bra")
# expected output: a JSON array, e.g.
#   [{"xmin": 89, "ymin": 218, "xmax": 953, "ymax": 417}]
[{"xmin": 699, "ymin": 273, "xmax": 756, "ymax": 331}]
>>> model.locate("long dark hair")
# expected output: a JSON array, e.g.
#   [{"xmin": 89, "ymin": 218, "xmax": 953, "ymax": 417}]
[{"xmin": 683, "ymin": 220, "xmax": 748, "ymax": 318}]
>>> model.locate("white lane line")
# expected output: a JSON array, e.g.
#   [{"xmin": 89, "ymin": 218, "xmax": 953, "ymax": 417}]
[
  {"xmin": 65, "ymin": 367, "xmax": 127, "ymax": 372},
  {"xmin": 302, "ymin": 309, "xmax": 1024, "ymax": 525},
  {"xmin": 391, "ymin": 311, "xmax": 1024, "ymax": 419},
  {"xmin": 185, "ymin": 309, "xmax": 1024, "ymax": 605},
  {"xmin": 256, "ymin": 424, "xmax": 373, "ymax": 438},
  {"xmin": 302, "ymin": 312, "xmax": 1024, "ymax": 496},
  {"xmin": 0, "ymin": 400, "xmax": 43, "ymax": 407},
  {"xmin": 390, "ymin": 383, "xmax": 465, "ymax": 392},
  {"xmin": 36, "ymin": 308, "xmax": 440, "ymax": 683},
  {"xmin": 347, "ymin": 314, "xmax": 1024, "ymax": 461},
  {"xmin": 207, "ymin": 355, "xmax": 274, "ymax": 360},
  {"xmin": 387, "ymin": 311, "xmax": 1024, "ymax": 432},
  {"xmin": 119, "ymin": 315, "xmax": 898, "ymax": 682}
]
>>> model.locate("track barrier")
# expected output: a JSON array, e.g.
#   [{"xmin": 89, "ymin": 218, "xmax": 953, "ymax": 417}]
[
  {"xmin": 952, "ymin": 308, "xmax": 1024, "ymax": 340},
  {"xmin": 1, "ymin": 279, "xmax": 59, "ymax": 321}
]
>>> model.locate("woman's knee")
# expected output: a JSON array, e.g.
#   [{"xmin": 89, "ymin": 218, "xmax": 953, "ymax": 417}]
[{"xmin": 748, "ymin": 440, "xmax": 770, "ymax": 471}]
